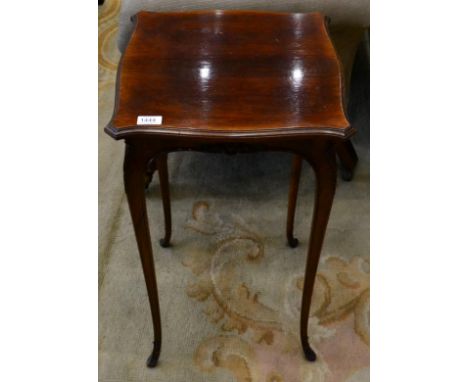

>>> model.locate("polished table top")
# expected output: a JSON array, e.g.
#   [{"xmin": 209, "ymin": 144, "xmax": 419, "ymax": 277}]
[{"xmin": 105, "ymin": 10, "xmax": 352, "ymax": 140}]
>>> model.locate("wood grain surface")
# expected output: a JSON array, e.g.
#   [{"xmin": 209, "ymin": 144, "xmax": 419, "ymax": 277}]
[{"xmin": 105, "ymin": 10, "xmax": 352, "ymax": 140}]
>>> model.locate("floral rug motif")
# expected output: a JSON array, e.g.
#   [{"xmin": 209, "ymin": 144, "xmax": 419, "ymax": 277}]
[{"xmin": 183, "ymin": 201, "xmax": 369, "ymax": 382}]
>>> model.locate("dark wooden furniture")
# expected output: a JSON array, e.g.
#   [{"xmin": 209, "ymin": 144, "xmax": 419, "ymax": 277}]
[{"xmin": 105, "ymin": 10, "xmax": 358, "ymax": 367}]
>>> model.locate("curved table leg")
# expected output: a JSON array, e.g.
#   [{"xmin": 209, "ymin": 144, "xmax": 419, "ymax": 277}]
[
  {"xmin": 156, "ymin": 153, "xmax": 172, "ymax": 247},
  {"xmin": 299, "ymin": 142, "xmax": 337, "ymax": 361},
  {"xmin": 144, "ymin": 157, "xmax": 158, "ymax": 190},
  {"xmin": 124, "ymin": 143, "xmax": 162, "ymax": 368},
  {"xmin": 336, "ymin": 140, "xmax": 358, "ymax": 181},
  {"xmin": 286, "ymin": 154, "xmax": 302, "ymax": 248},
  {"xmin": 145, "ymin": 154, "xmax": 172, "ymax": 248}
]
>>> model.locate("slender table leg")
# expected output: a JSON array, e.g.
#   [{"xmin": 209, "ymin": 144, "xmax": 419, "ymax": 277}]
[
  {"xmin": 124, "ymin": 143, "xmax": 162, "ymax": 368},
  {"xmin": 286, "ymin": 155, "xmax": 302, "ymax": 248},
  {"xmin": 144, "ymin": 154, "xmax": 172, "ymax": 248},
  {"xmin": 156, "ymin": 153, "xmax": 172, "ymax": 247},
  {"xmin": 144, "ymin": 157, "xmax": 158, "ymax": 190},
  {"xmin": 336, "ymin": 140, "xmax": 358, "ymax": 181},
  {"xmin": 299, "ymin": 143, "xmax": 337, "ymax": 361}
]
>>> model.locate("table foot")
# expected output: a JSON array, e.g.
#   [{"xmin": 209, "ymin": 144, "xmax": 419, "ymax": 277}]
[
  {"xmin": 336, "ymin": 140, "xmax": 358, "ymax": 182},
  {"xmin": 341, "ymin": 167, "xmax": 353, "ymax": 182},
  {"xmin": 146, "ymin": 341, "xmax": 161, "ymax": 368},
  {"xmin": 157, "ymin": 153, "xmax": 172, "ymax": 248},
  {"xmin": 287, "ymin": 237, "xmax": 299, "ymax": 248},
  {"xmin": 144, "ymin": 173, "xmax": 154, "ymax": 189},
  {"xmin": 159, "ymin": 238, "xmax": 171, "ymax": 248},
  {"xmin": 301, "ymin": 339, "xmax": 317, "ymax": 362}
]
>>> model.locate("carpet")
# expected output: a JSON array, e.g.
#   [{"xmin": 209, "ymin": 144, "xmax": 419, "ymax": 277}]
[{"xmin": 98, "ymin": 1, "xmax": 370, "ymax": 381}]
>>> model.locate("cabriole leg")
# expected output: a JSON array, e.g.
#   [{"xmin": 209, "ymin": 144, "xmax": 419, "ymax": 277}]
[
  {"xmin": 156, "ymin": 153, "xmax": 172, "ymax": 247},
  {"xmin": 124, "ymin": 143, "xmax": 162, "ymax": 368},
  {"xmin": 286, "ymin": 155, "xmax": 302, "ymax": 248},
  {"xmin": 299, "ymin": 142, "xmax": 337, "ymax": 361}
]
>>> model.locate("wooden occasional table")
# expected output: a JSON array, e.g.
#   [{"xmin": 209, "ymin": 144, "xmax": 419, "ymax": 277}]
[{"xmin": 105, "ymin": 10, "xmax": 358, "ymax": 367}]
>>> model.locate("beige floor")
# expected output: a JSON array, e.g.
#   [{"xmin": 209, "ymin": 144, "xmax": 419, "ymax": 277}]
[{"xmin": 98, "ymin": 1, "xmax": 369, "ymax": 381}]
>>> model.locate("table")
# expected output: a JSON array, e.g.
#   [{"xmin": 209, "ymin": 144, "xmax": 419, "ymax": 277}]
[{"xmin": 105, "ymin": 10, "xmax": 358, "ymax": 367}]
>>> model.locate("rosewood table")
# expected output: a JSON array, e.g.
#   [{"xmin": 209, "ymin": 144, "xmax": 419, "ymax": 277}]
[{"xmin": 105, "ymin": 10, "xmax": 358, "ymax": 367}]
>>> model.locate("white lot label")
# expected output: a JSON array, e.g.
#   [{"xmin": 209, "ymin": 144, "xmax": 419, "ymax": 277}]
[{"xmin": 137, "ymin": 115, "xmax": 163, "ymax": 125}]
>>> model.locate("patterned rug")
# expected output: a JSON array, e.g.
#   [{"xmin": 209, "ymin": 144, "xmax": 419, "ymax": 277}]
[{"xmin": 98, "ymin": 1, "xmax": 369, "ymax": 381}]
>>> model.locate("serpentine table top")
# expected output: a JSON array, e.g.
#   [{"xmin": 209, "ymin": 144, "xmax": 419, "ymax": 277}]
[{"xmin": 105, "ymin": 10, "xmax": 353, "ymax": 140}]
